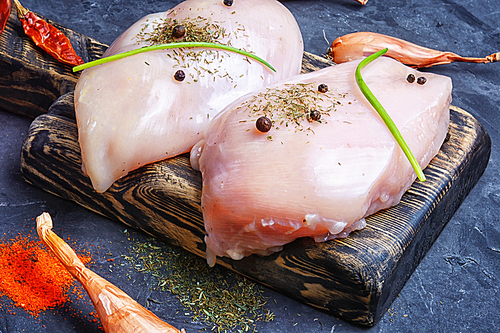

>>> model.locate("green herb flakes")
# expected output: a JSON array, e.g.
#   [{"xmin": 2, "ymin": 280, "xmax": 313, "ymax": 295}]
[
  {"xmin": 131, "ymin": 16, "xmax": 253, "ymax": 85},
  {"xmin": 136, "ymin": 17, "xmax": 229, "ymax": 46},
  {"xmin": 123, "ymin": 237, "xmax": 274, "ymax": 332},
  {"xmin": 244, "ymin": 83, "xmax": 345, "ymax": 133}
]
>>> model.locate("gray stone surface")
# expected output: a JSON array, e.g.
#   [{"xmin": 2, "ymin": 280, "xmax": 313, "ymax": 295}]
[{"xmin": 1, "ymin": 0, "xmax": 499, "ymax": 332}]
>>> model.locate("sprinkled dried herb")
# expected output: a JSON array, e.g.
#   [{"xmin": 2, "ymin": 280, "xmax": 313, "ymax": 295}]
[
  {"xmin": 122, "ymin": 236, "xmax": 275, "ymax": 333},
  {"xmin": 74, "ymin": 15, "xmax": 275, "ymax": 86},
  {"xmin": 135, "ymin": 16, "xmax": 231, "ymax": 46},
  {"xmin": 242, "ymin": 83, "xmax": 344, "ymax": 133},
  {"xmin": 132, "ymin": 16, "xmax": 251, "ymax": 84},
  {"xmin": 73, "ymin": 42, "xmax": 275, "ymax": 76}
]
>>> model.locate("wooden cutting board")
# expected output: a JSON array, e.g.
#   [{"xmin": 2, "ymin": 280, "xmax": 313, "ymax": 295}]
[{"xmin": 1, "ymin": 7, "xmax": 491, "ymax": 326}]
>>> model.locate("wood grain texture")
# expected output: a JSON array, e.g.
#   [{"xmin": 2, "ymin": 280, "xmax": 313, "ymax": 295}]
[
  {"xmin": 2, "ymin": 11, "xmax": 490, "ymax": 326},
  {"xmin": 20, "ymin": 97, "xmax": 491, "ymax": 326},
  {"xmin": 0, "ymin": 7, "xmax": 106, "ymax": 117}
]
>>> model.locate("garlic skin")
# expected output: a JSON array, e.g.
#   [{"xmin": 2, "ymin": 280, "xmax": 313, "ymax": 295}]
[
  {"xmin": 192, "ymin": 57, "xmax": 452, "ymax": 266},
  {"xmin": 329, "ymin": 31, "xmax": 498, "ymax": 68}
]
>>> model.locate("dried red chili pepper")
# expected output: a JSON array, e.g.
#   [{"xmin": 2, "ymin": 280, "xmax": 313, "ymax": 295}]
[
  {"xmin": 12, "ymin": 0, "xmax": 83, "ymax": 67},
  {"xmin": 0, "ymin": 0, "xmax": 11, "ymax": 35}
]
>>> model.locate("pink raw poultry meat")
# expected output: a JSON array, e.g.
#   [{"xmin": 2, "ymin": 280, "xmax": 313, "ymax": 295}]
[
  {"xmin": 74, "ymin": 0, "xmax": 303, "ymax": 193},
  {"xmin": 190, "ymin": 57, "xmax": 452, "ymax": 266}
]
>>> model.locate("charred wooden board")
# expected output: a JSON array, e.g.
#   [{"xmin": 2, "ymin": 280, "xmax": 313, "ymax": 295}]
[
  {"xmin": 20, "ymin": 97, "xmax": 491, "ymax": 325},
  {"xmin": 0, "ymin": 7, "xmax": 106, "ymax": 118},
  {"xmin": 1, "ymin": 8, "xmax": 491, "ymax": 326}
]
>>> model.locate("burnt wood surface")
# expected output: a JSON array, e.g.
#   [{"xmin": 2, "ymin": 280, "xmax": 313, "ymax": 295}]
[
  {"xmin": 1, "ymin": 3, "xmax": 492, "ymax": 327},
  {"xmin": 20, "ymin": 96, "xmax": 491, "ymax": 325},
  {"xmin": 0, "ymin": 8, "xmax": 106, "ymax": 118}
]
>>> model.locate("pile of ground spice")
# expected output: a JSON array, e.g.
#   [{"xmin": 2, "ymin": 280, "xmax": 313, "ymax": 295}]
[
  {"xmin": 0, "ymin": 233, "xmax": 91, "ymax": 317},
  {"xmin": 122, "ymin": 234, "xmax": 275, "ymax": 333}
]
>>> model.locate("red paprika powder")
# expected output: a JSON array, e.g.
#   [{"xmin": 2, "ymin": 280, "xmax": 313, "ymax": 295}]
[{"xmin": 0, "ymin": 234, "xmax": 91, "ymax": 317}]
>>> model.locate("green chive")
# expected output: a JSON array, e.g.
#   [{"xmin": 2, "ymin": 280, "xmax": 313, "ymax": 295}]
[
  {"xmin": 73, "ymin": 42, "xmax": 276, "ymax": 73},
  {"xmin": 355, "ymin": 48, "xmax": 426, "ymax": 182}
]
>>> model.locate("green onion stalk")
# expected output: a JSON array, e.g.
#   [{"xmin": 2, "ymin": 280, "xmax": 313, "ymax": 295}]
[
  {"xmin": 355, "ymin": 48, "xmax": 426, "ymax": 182},
  {"xmin": 73, "ymin": 42, "xmax": 276, "ymax": 73}
]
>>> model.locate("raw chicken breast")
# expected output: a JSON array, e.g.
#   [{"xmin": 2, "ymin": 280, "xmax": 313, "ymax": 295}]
[
  {"xmin": 74, "ymin": 0, "xmax": 303, "ymax": 193},
  {"xmin": 190, "ymin": 57, "xmax": 452, "ymax": 266}
]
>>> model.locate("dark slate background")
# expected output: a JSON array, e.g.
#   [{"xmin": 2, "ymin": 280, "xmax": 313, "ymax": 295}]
[{"xmin": 1, "ymin": 0, "xmax": 499, "ymax": 332}]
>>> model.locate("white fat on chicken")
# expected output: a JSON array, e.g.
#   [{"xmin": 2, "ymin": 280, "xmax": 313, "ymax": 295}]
[
  {"xmin": 74, "ymin": 0, "xmax": 303, "ymax": 192},
  {"xmin": 190, "ymin": 57, "xmax": 452, "ymax": 266}
]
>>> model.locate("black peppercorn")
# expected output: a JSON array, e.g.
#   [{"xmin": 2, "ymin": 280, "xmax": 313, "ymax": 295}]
[
  {"xmin": 256, "ymin": 116, "xmax": 272, "ymax": 132},
  {"xmin": 310, "ymin": 110, "xmax": 321, "ymax": 121},
  {"xmin": 417, "ymin": 76, "xmax": 427, "ymax": 85},
  {"xmin": 174, "ymin": 70, "xmax": 186, "ymax": 82},
  {"xmin": 223, "ymin": 0, "xmax": 233, "ymax": 6},
  {"xmin": 406, "ymin": 74, "xmax": 416, "ymax": 83},
  {"xmin": 318, "ymin": 84, "xmax": 328, "ymax": 93},
  {"xmin": 172, "ymin": 25, "xmax": 186, "ymax": 38}
]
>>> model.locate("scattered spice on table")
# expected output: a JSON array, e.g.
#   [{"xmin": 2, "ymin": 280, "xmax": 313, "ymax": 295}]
[
  {"xmin": 0, "ymin": 232, "xmax": 91, "ymax": 317},
  {"xmin": 11, "ymin": 0, "xmax": 83, "ymax": 67},
  {"xmin": 36, "ymin": 212, "xmax": 184, "ymax": 333},
  {"xmin": 122, "ymin": 235, "xmax": 275, "ymax": 333},
  {"xmin": 0, "ymin": 0, "xmax": 10, "ymax": 35}
]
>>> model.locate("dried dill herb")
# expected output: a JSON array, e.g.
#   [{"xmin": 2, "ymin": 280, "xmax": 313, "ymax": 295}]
[
  {"xmin": 243, "ymin": 83, "xmax": 345, "ymax": 133},
  {"xmin": 136, "ymin": 16, "xmax": 230, "ymax": 46},
  {"xmin": 127, "ymin": 16, "xmax": 254, "ymax": 84},
  {"xmin": 123, "ymin": 237, "xmax": 274, "ymax": 333}
]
